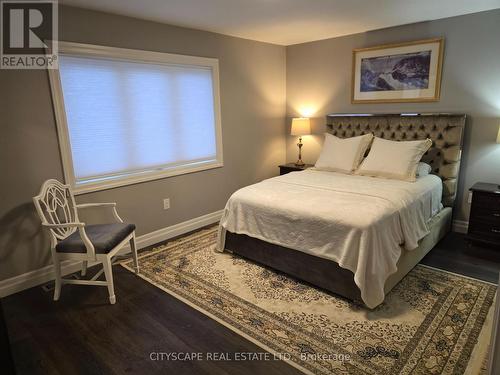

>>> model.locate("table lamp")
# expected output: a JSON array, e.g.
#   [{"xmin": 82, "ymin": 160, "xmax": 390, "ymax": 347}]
[{"xmin": 291, "ymin": 118, "xmax": 311, "ymax": 166}]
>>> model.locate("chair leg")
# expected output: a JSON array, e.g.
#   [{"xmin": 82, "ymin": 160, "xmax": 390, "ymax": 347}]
[
  {"xmin": 81, "ymin": 261, "xmax": 88, "ymax": 277},
  {"xmin": 52, "ymin": 252, "xmax": 62, "ymax": 301},
  {"xmin": 130, "ymin": 235, "xmax": 139, "ymax": 274},
  {"xmin": 102, "ymin": 257, "xmax": 116, "ymax": 304}
]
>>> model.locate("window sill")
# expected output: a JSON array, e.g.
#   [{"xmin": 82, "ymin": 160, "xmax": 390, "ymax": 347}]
[{"xmin": 72, "ymin": 161, "xmax": 223, "ymax": 195}]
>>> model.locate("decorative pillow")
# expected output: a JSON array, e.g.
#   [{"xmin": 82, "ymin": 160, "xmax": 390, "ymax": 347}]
[
  {"xmin": 315, "ymin": 133, "xmax": 374, "ymax": 173},
  {"xmin": 357, "ymin": 137, "xmax": 433, "ymax": 182},
  {"xmin": 416, "ymin": 162, "xmax": 432, "ymax": 177}
]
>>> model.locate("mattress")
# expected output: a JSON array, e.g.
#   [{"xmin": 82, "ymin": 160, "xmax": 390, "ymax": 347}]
[{"xmin": 217, "ymin": 169, "xmax": 443, "ymax": 308}]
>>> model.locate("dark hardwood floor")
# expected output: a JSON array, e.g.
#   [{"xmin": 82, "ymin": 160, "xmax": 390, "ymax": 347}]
[
  {"xmin": 2, "ymin": 230, "xmax": 499, "ymax": 375},
  {"xmin": 420, "ymin": 232, "xmax": 500, "ymax": 284}
]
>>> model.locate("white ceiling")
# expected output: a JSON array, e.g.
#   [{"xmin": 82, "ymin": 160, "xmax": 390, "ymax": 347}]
[{"xmin": 60, "ymin": 0, "xmax": 500, "ymax": 45}]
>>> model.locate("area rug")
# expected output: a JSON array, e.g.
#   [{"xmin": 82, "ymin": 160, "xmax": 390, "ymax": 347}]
[{"xmin": 121, "ymin": 226, "xmax": 496, "ymax": 375}]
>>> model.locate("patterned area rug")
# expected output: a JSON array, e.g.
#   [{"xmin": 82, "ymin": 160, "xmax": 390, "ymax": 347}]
[{"xmin": 121, "ymin": 227, "xmax": 496, "ymax": 375}]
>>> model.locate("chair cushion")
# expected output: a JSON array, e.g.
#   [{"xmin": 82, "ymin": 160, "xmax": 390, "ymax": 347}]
[{"xmin": 56, "ymin": 223, "xmax": 136, "ymax": 254}]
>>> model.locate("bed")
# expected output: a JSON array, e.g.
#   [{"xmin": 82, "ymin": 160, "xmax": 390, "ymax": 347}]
[{"xmin": 217, "ymin": 113, "xmax": 466, "ymax": 308}]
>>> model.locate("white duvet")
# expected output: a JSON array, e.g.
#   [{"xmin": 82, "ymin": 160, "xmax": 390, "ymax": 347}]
[{"xmin": 216, "ymin": 169, "xmax": 443, "ymax": 308}]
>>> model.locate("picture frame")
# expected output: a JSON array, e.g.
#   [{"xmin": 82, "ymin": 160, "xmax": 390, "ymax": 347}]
[{"xmin": 351, "ymin": 38, "xmax": 444, "ymax": 103}]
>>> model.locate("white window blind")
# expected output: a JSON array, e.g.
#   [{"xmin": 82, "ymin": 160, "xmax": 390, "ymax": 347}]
[{"xmin": 50, "ymin": 43, "xmax": 223, "ymax": 193}]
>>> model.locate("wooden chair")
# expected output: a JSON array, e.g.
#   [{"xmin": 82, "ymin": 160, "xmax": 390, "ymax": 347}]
[{"xmin": 33, "ymin": 179, "xmax": 139, "ymax": 304}]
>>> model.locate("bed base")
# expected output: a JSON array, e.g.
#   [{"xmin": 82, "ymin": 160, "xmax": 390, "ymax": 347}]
[{"xmin": 224, "ymin": 208, "xmax": 452, "ymax": 306}]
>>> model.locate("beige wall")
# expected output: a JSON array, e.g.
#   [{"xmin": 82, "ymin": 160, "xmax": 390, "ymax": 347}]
[
  {"xmin": 0, "ymin": 6, "xmax": 286, "ymax": 281},
  {"xmin": 286, "ymin": 9, "xmax": 500, "ymax": 222}
]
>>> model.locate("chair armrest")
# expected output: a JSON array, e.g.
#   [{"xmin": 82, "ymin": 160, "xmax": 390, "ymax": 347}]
[
  {"xmin": 43, "ymin": 222, "xmax": 96, "ymax": 259},
  {"xmin": 76, "ymin": 226, "xmax": 96, "ymax": 259},
  {"xmin": 76, "ymin": 202, "xmax": 123, "ymax": 223},
  {"xmin": 43, "ymin": 222, "xmax": 85, "ymax": 228},
  {"xmin": 76, "ymin": 203, "xmax": 116, "ymax": 209}
]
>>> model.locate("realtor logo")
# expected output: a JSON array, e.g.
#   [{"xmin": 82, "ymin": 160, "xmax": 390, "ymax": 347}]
[{"xmin": 1, "ymin": 0, "xmax": 58, "ymax": 69}]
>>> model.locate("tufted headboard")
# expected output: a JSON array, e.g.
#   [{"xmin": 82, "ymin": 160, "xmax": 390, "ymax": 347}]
[{"xmin": 326, "ymin": 113, "xmax": 466, "ymax": 207}]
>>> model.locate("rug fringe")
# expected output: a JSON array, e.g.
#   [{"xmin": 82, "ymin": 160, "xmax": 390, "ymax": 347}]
[
  {"xmin": 464, "ymin": 300, "xmax": 495, "ymax": 375},
  {"xmin": 419, "ymin": 264, "xmax": 498, "ymax": 286}
]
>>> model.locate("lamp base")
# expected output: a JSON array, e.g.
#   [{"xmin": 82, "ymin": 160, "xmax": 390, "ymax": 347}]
[
  {"xmin": 295, "ymin": 160, "xmax": 305, "ymax": 167},
  {"xmin": 295, "ymin": 137, "xmax": 305, "ymax": 167}
]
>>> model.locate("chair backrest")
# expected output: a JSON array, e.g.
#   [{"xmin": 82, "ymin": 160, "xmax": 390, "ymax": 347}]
[{"xmin": 33, "ymin": 179, "xmax": 79, "ymax": 240}]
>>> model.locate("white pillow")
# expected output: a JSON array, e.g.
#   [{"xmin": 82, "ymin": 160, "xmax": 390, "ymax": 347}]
[
  {"xmin": 315, "ymin": 133, "xmax": 374, "ymax": 173},
  {"xmin": 416, "ymin": 162, "xmax": 432, "ymax": 177},
  {"xmin": 357, "ymin": 137, "xmax": 432, "ymax": 182}
]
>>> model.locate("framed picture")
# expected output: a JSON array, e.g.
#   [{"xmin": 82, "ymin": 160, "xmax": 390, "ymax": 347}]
[{"xmin": 352, "ymin": 38, "xmax": 444, "ymax": 103}]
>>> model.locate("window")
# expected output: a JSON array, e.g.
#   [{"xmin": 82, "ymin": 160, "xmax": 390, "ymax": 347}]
[{"xmin": 49, "ymin": 42, "xmax": 223, "ymax": 194}]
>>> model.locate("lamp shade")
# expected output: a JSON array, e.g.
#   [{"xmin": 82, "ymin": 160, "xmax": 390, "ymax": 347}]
[
  {"xmin": 497, "ymin": 125, "xmax": 500, "ymax": 144},
  {"xmin": 291, "ymin": 117, "xmax": 311, "ymax": 136}
]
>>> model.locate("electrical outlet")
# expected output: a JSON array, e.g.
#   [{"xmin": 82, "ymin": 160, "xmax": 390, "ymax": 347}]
[{"xmin": 163, "ymin": 198, "xmax": 170, "ymax": 210}]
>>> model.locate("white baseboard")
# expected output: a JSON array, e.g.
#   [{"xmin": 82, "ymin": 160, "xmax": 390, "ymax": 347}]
[
  {"xmin": 0, "ymin": 210, "xmax": 468, "ymax": 298},
  {"xmin": 0, "ymin": 209, "xmax": 223, "ymax": 298},
  {"xmin": 129, "ymin": 209, "xmax": 223, "ymax": 251},
  {"xmin": 452, "ymin": 220, "xmax": 469, "ymax": 234}
]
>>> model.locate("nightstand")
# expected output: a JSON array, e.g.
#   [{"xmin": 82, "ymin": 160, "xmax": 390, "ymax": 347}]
[
  {"xmin": 467, "ymin": 182, "xmax": 500, "ymax": 247},
  {"xmin": 279, "ymin": 163, "xmax": 314, "ymax": 175}
]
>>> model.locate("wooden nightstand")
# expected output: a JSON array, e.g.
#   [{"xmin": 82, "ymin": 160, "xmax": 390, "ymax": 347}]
[
  {"xmin": 279, "ymin": 163, "xmax": 314, "ymax": 175},
  {"xmin": 467, "ymin": 182, "xmax": 500, "ymax": 247}
]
